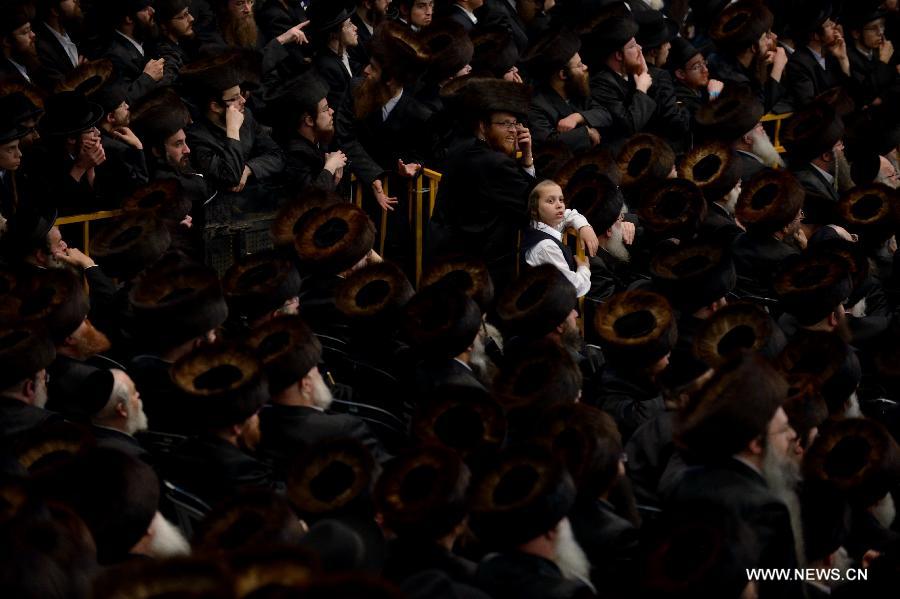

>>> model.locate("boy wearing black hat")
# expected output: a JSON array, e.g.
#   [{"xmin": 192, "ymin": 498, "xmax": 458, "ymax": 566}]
[
  {"xmin": 348, "ymin": 0, "xmax": 389, "ymax": 73},
  {"xmin": 784, "ymin": 4, "xmax": 851, "ymax": 107},
  {"xmin": 0, "ymin": 1, "xmax": 39, "ymax": 85},
  {"xmin": 524, "ymin": 28, "xmax": 609, "ymax": 153},
  {"xmin": 668, "ymin": 36, "xmax": 724, "ymax": 120},
  {"xmin": 102, "ymin": 0, "xmax": 165, "ymax": 103},
  {"xmin": 0, "ymin": 98, "xmax": 32, "ymax": 218},
  {"xmin": 94, "ymin": 80, "xmax": 150, "ymax": 198}
]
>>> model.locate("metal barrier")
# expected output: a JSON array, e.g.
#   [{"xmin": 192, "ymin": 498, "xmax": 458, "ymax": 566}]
[
  {"xmin": 54, "ymin": 209, "xmax": 124, "ymax": 256},
  {"xmin": 760, "ymin": 111, "xmax": 792, "ymax": 156},
  {"xmin": 414, "ymin": 168, "xmax": 442, "ymax": 286}
]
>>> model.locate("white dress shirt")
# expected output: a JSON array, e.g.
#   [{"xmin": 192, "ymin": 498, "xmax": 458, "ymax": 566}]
[
  {"xmin": 524, "ymin": 209, "xmax": 592, "ymax": 297},
  {"xmin": 44, "ymin": 22, "xmax": 79, "ymax": 67}
]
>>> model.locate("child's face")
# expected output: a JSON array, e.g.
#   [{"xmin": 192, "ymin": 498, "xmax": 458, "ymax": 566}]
[{"xmin": 537, "ymin": 184, "xmax": 566, "ymax": 226}]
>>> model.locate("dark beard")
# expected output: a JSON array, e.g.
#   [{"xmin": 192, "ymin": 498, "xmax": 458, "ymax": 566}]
[
  {"xmin": 60, "ymin": 12, "xmax": 84, "ymax": 38},
  {"xmin": 751, "ymin": 51, "xmax": 770, "ymax": 87},
  {"xmin": 12, "ymin": 45, "xmax": 41, "ymax": 72},
  {"xmin": 564, "ymin": 72, "xmax": 589, "ymax": 100},
  {"xmin": 223, "ymin": 15, "xmax": 258, "ymax": 49},
  {"xmin": 366, "ymin": 7, "xmax": 386, "ymax": 25},
  {"xmin": 353, "ymin": 76, "xmax": 393, "ymax": 120},
  {"xmin": 135, "ymin": 19, "xmax": 159, "ymax": 43}
]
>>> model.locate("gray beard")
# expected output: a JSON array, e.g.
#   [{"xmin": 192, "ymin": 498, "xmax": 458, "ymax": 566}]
[
  {"xmin": 553, "ymin": 518, "xmax": 593, "ymax": 588},
  {"xmin": 835, "ymin": 150, "xmax": 853, "ymax": 192},
  {"xmin": 125, "ymin": 403, "xmax": 149, "ymax": 435},
  {"xmin": 750, "ymin": 128, "xmax": 785, "ymax": 168},
  {"xmin": 605, "ymin": 223, "xmax": 631, "ymax": 263},
  {"xmin": 312, "ymin": 375, "xmax": 334, "ymax": 411},
  {"xmin": 145, "ymin": 512, "xmax": 191, "ymax": 558},
  {"xmin": 720, "ymin": 185, "xmax": 741, "ymax": 215},
  {"xmin": 871, "ymin": 493, "xmax": 897, "ymax": 529},
  {"xmin": 762, "ymin": 443, "xmax": 805, "ymax": 565},
  {"xmin": 843, "ymin": 392, "xmax": 862, "ymax": 418}
]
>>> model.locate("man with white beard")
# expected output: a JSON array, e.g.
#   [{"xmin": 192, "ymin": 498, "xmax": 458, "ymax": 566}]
[
  {"xmin": 680, "ymin": 141, "xmax": 746, "ymax": 243},
  {"xmin": 470, "ymin": 447, "xmax": 594, "ymax": 599},
  {"xmin": 734, "ymin": 121, "xmax": 786, "ymax": 179},
  {"xmin": 673, "ymin": 353, "xmax": 803, "ymax": 599},
  {"xmin": 89, "ymin": 369, "xmax": 150, "ymax": 460},
  {"xmin": 248, "ymin": 315, "xmax": 387, "ymax": 477}
]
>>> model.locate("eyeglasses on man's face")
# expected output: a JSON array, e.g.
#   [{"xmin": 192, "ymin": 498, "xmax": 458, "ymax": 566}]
[{"xmin": 491, "ymin": 120, "xmax": 520, "ymax": 130}]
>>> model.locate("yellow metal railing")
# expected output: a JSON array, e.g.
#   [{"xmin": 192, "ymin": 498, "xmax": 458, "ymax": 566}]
[
  {"xmin": 54, "ymin": 209, "xmax": 124, "ymax": 256},
  {"xmin": 761, "ymin": 111, "xmax": 792, "ymax": 156}
]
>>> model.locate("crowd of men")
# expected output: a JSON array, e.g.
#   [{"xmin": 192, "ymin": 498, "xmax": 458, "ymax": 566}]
[{"xmin": 3, "ymin": 0, "xmax": 900, "ymax": 597}]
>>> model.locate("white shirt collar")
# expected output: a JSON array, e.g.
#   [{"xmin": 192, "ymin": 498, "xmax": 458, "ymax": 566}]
[
  {"xmin": 340, "ymin": 49, "xmax": 352, "ymax": 76},
  {"xmin": 6, "ymin": 57, "xmax": 30, "ymax": 82},
  {"xmin": 811, "ymin": 162, "xmax": 835, "ymax": 186},
  {"xmin": 117, "ymin": 30, "xmax": 144, "ymax": 56},
  {"xmin": 456, "ymin": 4, "xmax": 478, "ymax": 24},
  {"xmin": 453, "ymin": 357, "xmax": 473, "ymax": 371},
  {"xmin": 381, "ymin": 89, "xmax": 404, "ymax": 121},
  {"xmin": 533, "ymin": 220, "xmax": 564, "ymax": 240},
  {"xmin": 44, "ymin": 22, "xmax": 79, "ymax": 67},
  {"xmin": 807, "ymin": 45, "xmax": 826, "ymax": 70}
]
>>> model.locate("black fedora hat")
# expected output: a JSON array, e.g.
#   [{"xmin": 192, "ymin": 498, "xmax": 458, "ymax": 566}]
[
  {"xmin": 564, "ymin": 172, "xmax": 625, "ymax": 234},
  {"xmin": 692, "ymin": 301, "xmax": 784, "ymax": 368},
  {"xmin": 423, "ymin": 20, "xmax": 474, "ymax": 83},
  {"xmin": 666, "ymin": 36, "xmax": 702, "ymax": 71},
  {"xmin": 804, "ymin": 417, "xmax": 900, "ymax": 507},
  {"xmin": 270, "ymin": 188, "xmax": 342, "ymax": 251},
  {"xmin": 841, "ymin": 5, "xmax": 888, "ymax": 30},
  {"xmin": 694, "ymin": 83, "xmax": 764, "ymax": 142},
  {"xmin": 774, "ymin": 253, "xmax": 853, "ymax": 326},
  {"xmin": 402, "ymin": 286, "xmax": 481, "ymax": 361},
  {"xmin": 223, "ymin": 249, "xmax": 302, "ymax": 323},
  {"xmin": 0, "ymin": 325, "xmax": 55, "ymax": 389},
  {"xmin": 679, "ymin": 141, "xmax": 743, "ymax": 202},
  {"xmin": 287, "ymin": 438, "xmax": 376, "ymax": 519},
  {"xmin": 245, "ymin": 315, "xmax": 321, "ymax": 396},
  {"xmin": 649, "ymin": 239, "xmax": 737, "ymax": 314},
  {"xmin": 171, "ymin": 343, "xmax": 269, "ymax": 430},
  {"xmin": 40, "ymin": 91, "xmax": 104, "ymax": 137},
  {"xmin": 0, "ymin": 107, "xmax": 29, "ymax": 144},
  {"xmin": 736, "ymin": 168, "xmax": 805, "ymax": 234},
  {"xmin": 583, "ymin": 15, "xmax": 639, "ymax": 62},
  {"xmin": 0, "ymin": 80, "xmax": 45, "ymax": 122},
  {"xmin": 521, "ymin": 27, "xmax": 581, "ymax": 81},
  {"xmin": 495, "ymin": 264, "xmax": 577, "ymax": 339},
  {"xmin": 782, "ymin": 101, "xmax": 844, "ymax": 163},
  {"xmin": 457, "ymin": 77, "xmax": 532, "ymax": 119},
  {"xmin": 470, "ymin": 25, "xmax": 519, "ymax": 78},
  {"xmin": 635, "ymin": 9, "xmax": 679, "ymax": 50},
  {"xmin": 616, "ymin": 133, "xmax": 675, "ymax": 190},
  {"xmin": 90, "ymin": 212, "xmax": 172, "ymax": 280},
  {"xmin": 294, "ymin": 204, "xmax": 376, "ymax": 275},
  {"xmin": 122, "ymin": 179, "xmax": 192, "ymax": 224},
  {"xmin": 129, "ymin": 262, "xmax": 229, "ymax": 349},
  {"xmin": 788, "ymin": 0, "xmax": 834, "ymax": 37},
  {"xmin": 594, "ymin": 289, "xmax": 677, "ymax": 367},
  {"xmin": 412, "ymin": 384, "xmax": 506, "ymax": 462},
  {"xmin": 335, "ymin": 261, "xmax": 415, "ymax": 324},
  {"xmin": 469, "ymin": 445, "xmax": 576, "ymax": 549},
  {"xmin": 710, "ymin": 0, "xmax": 774, "ymax": 53},
  {"xmin": 374, "ymin": 445, "xmax": 470, "ymax": 540},
  {"xmin": 306, "ymin": 0, "xmax": 353, "ymax": 33},
  {"xmin": 420, "ymin": 257, "xmax": 495, "ymax": 312},
  {"xmin": 637, "ymin": 177, "xmax": 708, "ymax": 239},
  {"xmin": 554, "ymin": 145, "xmax": 621, "ymax": 190}
]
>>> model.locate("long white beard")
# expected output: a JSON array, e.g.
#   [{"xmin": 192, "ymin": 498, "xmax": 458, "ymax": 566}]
[
  {"xmin": 646, "ymin": 0, "xmax": 665, "ymax": 9},
  {"xmin": 720, "ymin": 184, "xmax": 741, "ymax": 215},
  {"xmin": 312, "ymin": 375, "xmax": 334, "ymax": 411},
  {"xmin": 871, "ymin": 493, "xmax": 896, "ymax": 529},
  {"xmin": 606, "ymin": 223, "xmax": 631, "ymax": 263},
  {"xmin": 750, "ymin": 128, "xmax": 785, "ymax": 168},
  {"xmin": 762, "ymin": 443, "xmax": 805, "ymax": 565},
  {"xmin": 125, "ymin": 401, "xmax": 149, "ymax": 435},
  {"xmin": 145, "ymin": 512, "xmax": 191, "ymax": 559},
  {"xmin": 844, "ymin": 392, "xmax": 862, "ymax": 419},
  {"xmin": 469, "ymin": 332, "xmax": 490, "ymax": 377},
  {"xmin": 553, "ymin": 518, "xmax": 593, "ymax": 587}
]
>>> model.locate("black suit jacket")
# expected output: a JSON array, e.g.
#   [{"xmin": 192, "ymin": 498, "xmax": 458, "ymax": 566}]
[
  {"xmin": 847, "ymin": 45, "xmax": 897, "ymax": 108},
  {"xmin": 0, "ymin": 396, "xmax": 57, "ymax": 445},
  {"xmin": 645, "ymin": 65, "xmax": 691, "ymax": 154},
  {"xmin": 102, "ymin": 33, "xmax": 158, "ymax": 103},
  {"xmin": 258, "ymin": 403, "xmax": 386, "ymax": 477},
  {"xmin": 701, "ymin": 202, "xmax": 743, "ymax": 244},
  {"xmin": 570, "ymin": 499, "xmax": 638, "ymax": 592},
  {"xmin": 475, "ymin": 552, "xmax": 593, "ymax": 599},
  {"xmin": 446, "ymin": 5, "xmax": 477, "ymax": 32},
  {"xmin": 98, "ymin": 129, "xmax": 149, "ymax": 201},
  {"xmin": 670, "ymin": 458, "xmax": 802, "ymax": 598},
  {"xmin": 792, "ymin": 163, "xmax": 839, "ymax": 204},
  {"xmin": 625, "ymin": 410, "xmax": 676, "ymax": 506},
  {"xmin": 429, "ymin": 138, "xmax": 535, "ymax": 289},
  {"xmin": 280, "ymin": 136, "xmax": 335, "ymax": 192},
  {"xmin": 732, "ymin": 232, "xmax": 800, "ymax": 298},
  {"xmin": 477, "ymin": 0, "xmax": 529, "ymax": 52},
  {"xmin": 127, "ymin": 354, "xmax": 192, "ymax": 435},
  {"xmin": 785, "ymin": 46, "xmax": 845, "ymax": 107},
  {"xmin": 736, "ymin": 150, "xmax": 767, "ymax": 182},
  {"xmin": 256, "ymin": 0, "xmax": 306, "ymax": 43},
  {"xmin": 0, "ymin": 58, "xmax": 33, "ymax": 85},
  {"xmin": 383, "ymin": 537, "xmax": 479, "ymax": 586},
  {"xmin": 528, "ymin": 87, "xmax": 611, "ymax": 154},
  {"xmin": 91, "ymin": 425, "xmax": 150, "ymax": 461},
  {"xmin": 35, "ymin": 22, "xmax": 78, "ymax": 90},
  {"xmin": 594, "ymin": 364, "xmax": 665, "ymax": 443},
  {"xmin": 589, "ymin": 66, "xmax": 656, "ymax": 152},
  {"xmin": 314, "ymin": 49, "xmax": 353, "ymax": 112},
  {"xmin": 414, "ymin": 358, "xmax": 486, "ymax": 395}
]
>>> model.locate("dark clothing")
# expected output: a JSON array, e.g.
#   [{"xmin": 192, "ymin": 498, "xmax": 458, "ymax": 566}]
[
  {"xmin": 594, "ymin": 364, "xmax": 665, "ymax": 443},
  {"xmin": 0, "ymin": 58, "xmax": 33, "ymax": 85},
  {"xmin": 732, "ymin": 233, "xmax": 801, "ymax": 298},
  {"xmin": 156, "ymin": 38, "xmax": 191, "ymax": 87},
  {"xmin": 625, "ymin": 410, "xmax": 676, "ymax": 506},
  {"xmin": 314, "ymin": 49, "xmax": 353, "ymax": 112},
  {"xmin": 164, "ymin": 434, "xmax": 274, "ymax": 507},
  {"xmin": 785, "ymin": 46, "xmax": 847, "ymax": 107},
  {"xmin": 736, "ymin": 150, "xmax": 768, "ymax": 183},
  {"xmin": 673, "ymin": 80, "xmax": 708, "ymax": 121},
  {"xmin": 475, "ymin": 552, "xmax": 594, "ymax": 599},
  {"xmin": 91, "ymin": 425, "xmax": 150, "ymax": 461},
  {"xmin": 569, "ymin": 499, "xmax": 638, "ymax": 592},
  {"xmin": 127, "ymin": 354, "xmax": 189, "ymax": 435},
  {"xmin": 477, "ymin": 0, "xmax": 529, "ymax": 53},
  {"xmin": 256, "ymin": 0, "xmax": 307, "ymax": 43},
  {"xmin": 413, "ymin": 358, "xmax": 486, "ymax": 395},
  {"xmin": 527, "ymin": 87, "xmax": 611, "ymax": 154},
  {"xmin": 645, "ymin": 65, "xmax": 691, "ymax": 154},
  {"xmin": 708, "ymin": 52, "xmax": 790, "ymax": 113},
  {"xmin": 586, "ymin": 249, "xmax": 634, "ymax": 303},
  {"xmin": 0, "ymin": 396, "xmax": 57, "ymax": 445},
  {"xmin": 257, "ymin": 403, "xmax": 386, "ymax": 477},
  {"xmin": 446, "ymin": 5, "xmax": 477, "ymax": 33},
  {"xmin": 35, "ymin": 22, "xmax": 78, "ymax": 90},
  {"xmin": 792, "ymin": 163, "xmax": 839, "ymax": 204},
  {"xmin": 383, "ymin": 538, "xmax": 479, "ymax": 587},
  {"xmin": 847, "ymin": 45, "xmax": 897, "ymax": 109},
  {"xmin": 186, "ymin": 109, "xmax": 285, "ymax": 192},
  {"xmin": 669, "ymin": 458, "xmax": 802, "ymax": 598},
  {"xmin": 280, "ymin": 136, "xmax": 336, "ymax": 192},
  {"xmin": 348, "ymin": 13, "xmax": 374, "ymax": 75},
  {"xmin": 844, "ymin": 506, "xmax": 900, "ymax": 561},
  {"xmin": 46, "ymin": 354, "xmax": 101, "ymax": 421},
  {"xmin": 589, "ymin": 66, "xmax": 657, "ymax": 152},
  {"xmin": 102, "ymin": 33, "xmax": 160, "ymax": 103},
  {"xmin": 701, "ymin": 202, "xmax": 743, "ymax": 244},
  {"xmin": 429, "ymin": 138, "xmax": 535, "ymax": 290},
  {"xmin": 98, "ymin": 129, "xmax": 149, "ymax": 201},
  {"xmin": 296, "ymin": 273, "xmax": 347, "ymax": 338}
]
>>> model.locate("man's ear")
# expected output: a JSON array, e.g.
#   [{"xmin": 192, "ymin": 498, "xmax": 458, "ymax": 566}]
[
  {"xmin": 300, "ymin": 371, "xmax": 314, "ymax": 396},
  {"xmin": 674, "ymin": 68, "xmax": 686, "ymax": 82},
  {"xmin": 558, "ymin": 67, "xmax": 568, "ymax": 81},
  {"xmin": 748, "ymin": 435, "xmax": 765, "ymax": 457},
  {"xmin": 605, "ymin": 226, "xmax": 614, "ymax": 239},
  {"xmin": 22, "ymin": 377, "xmax": 36, "ymax": 400},
  {"xmin": 828, "ymin": 310, "xmax": 840, "ymax": 327},
  {"xmin": 115, "ymin": 400, "xmax": 128, "ymax": 419}
]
